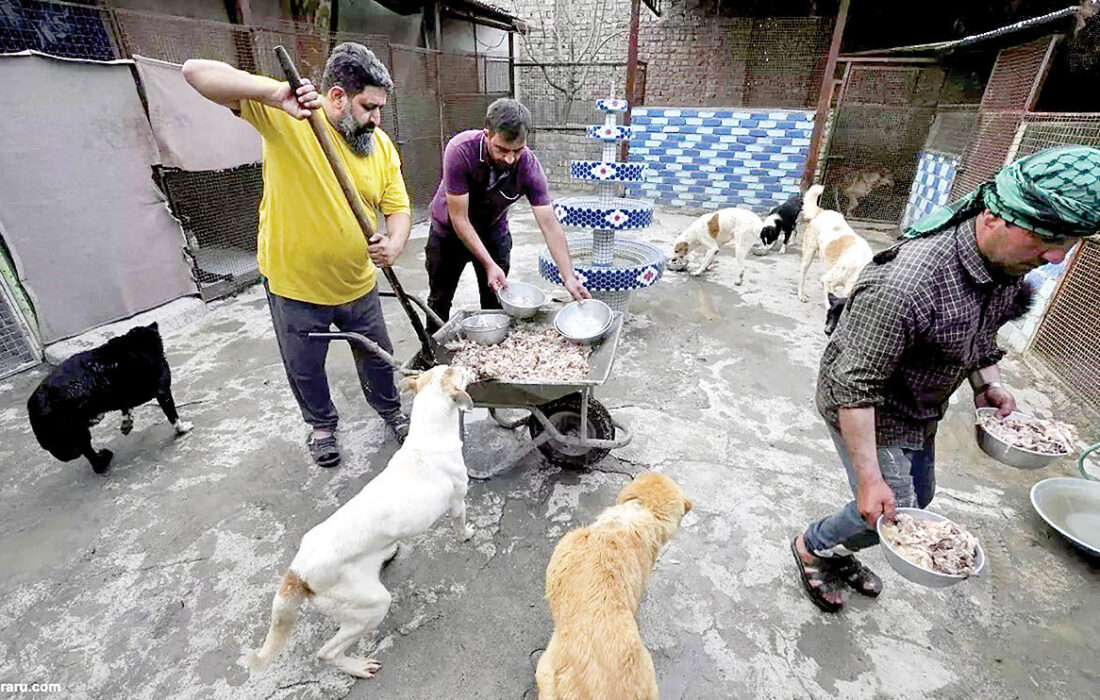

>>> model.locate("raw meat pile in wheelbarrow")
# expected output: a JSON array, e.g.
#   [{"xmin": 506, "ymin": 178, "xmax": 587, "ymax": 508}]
[
  {"xmin": 978, "ymin": 413, "xmax": 1078, "ymax": 454},
  {"xmin": 446, "ymin": 329, "xmax": 591, "ymax": 382},
  {"xmin": 880, "ymin": 513, "xmax": 980, "ymax": 576}
]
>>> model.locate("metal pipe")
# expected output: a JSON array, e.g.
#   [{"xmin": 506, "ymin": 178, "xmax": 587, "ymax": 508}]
[
  {"xmin": 622, "ymin": 0, "xmax": 642, "ymax": 162},
  {"xmin": 801, "ymin": 0, "xmax": 850, "ymax": 192}
]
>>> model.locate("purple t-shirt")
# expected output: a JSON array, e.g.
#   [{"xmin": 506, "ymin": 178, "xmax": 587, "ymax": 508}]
[{"xmin": 429, "ymin": 129, "xmax": 552, "ymax": 239}]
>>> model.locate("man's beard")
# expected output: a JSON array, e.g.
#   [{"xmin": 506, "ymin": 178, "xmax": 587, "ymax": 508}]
[{"xmin": 337, "ymin": 111, "xmax": 375, "ymax": 157}]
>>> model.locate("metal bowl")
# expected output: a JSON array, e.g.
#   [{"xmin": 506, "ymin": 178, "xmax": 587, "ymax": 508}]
[
  {"xmin": 460, "ymin": 313, "xmax": 511, "ymax": 345},
  {"xmin": 1031, "ymin": 477, "xmax": 1100, "ymax": 557},
  {"xmin": 554, "ymin": 299, "xmax": 613, "ymax": 343},
  {"xmin": 497, "ymin": 282, "xmax": 548, "ymax": 319},
  {"xmin": 975, "ymin": 408, "xmax": 1068, "ymax": 470},
  {"xmin": 876, "ymin": 508, "xmax": 985, "ymax": 588}
]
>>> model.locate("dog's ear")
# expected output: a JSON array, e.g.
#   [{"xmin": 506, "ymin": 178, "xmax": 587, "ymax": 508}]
[
  {"xmin": 450, "ymin": 390, "xmax": 473, "ymax": 412},
  {"xmin": 440, "ymin": 366, "xmax": 474, "ymax": 411},
  {"xmin": 148, "ymin": 322, "xmax": 159, "ymax": 331},
  {"xmin": 683, "ymin": 498, "xmax": 693, "ymax": 514},
  {"xmin": 398, "ymin": 373, "xmax": 424, "ymax": 398}
]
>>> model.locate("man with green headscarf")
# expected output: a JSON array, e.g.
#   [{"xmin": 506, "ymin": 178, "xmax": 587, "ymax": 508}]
[{"xmin": 791, "ymin": 146, "xmax": 1100, "ymax": 614}]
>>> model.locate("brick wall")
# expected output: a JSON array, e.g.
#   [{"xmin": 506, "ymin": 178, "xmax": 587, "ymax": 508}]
[
  {"xmin": 625, "ymin": 106, "xmax": 815, "ymax": 213},
  {"xmin": 509, "ymin": 0, "xmax": 832, "ymax": 108},
  {"xmin": 528, "ymin": 128, "xmax": 604, "ymax": 190}
]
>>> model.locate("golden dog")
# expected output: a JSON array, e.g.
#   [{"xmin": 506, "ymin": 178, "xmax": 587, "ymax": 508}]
[{"xmin": 536, "ymin": 473, "xmax": 691, "ymax": 700}]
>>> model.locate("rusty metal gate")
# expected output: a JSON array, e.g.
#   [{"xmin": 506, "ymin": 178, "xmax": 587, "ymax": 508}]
[
  {"xmin": 822, "ymin": 63, "xmax": 943, "ymax": 223},
  {"xmin": 1017, "ymin": 113, "xmax": 1100, "ymax": 413},
  {"xmin": 950, "ymin": 34, "xmax": 1060, "ymax": 197}
]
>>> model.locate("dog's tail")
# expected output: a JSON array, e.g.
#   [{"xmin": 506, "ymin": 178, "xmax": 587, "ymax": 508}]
[
  {"xmin": 246, "ymin": 570, "xmax": 312, "ymax": 672},
  {"xmin": 802, "ymin": 184, "xmax": 825, "ymax": 223}
]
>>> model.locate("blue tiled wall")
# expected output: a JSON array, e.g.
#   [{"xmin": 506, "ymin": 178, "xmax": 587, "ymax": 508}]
[
  {"xmin": 625, "ymin": 107, "xmax": 815, "ymax": 213},
  {"xmin": 901, "ymin": 152, "xmax": 960, "ymax": 230}
]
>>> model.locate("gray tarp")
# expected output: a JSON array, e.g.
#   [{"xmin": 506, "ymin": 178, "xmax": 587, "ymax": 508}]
[
  {"xmin": 133, "ymin": 55, "xmax": 261, "ymax": 171},
  {"xmin": 0, "ymin": 51, "xmax": 196, "ymax": 343}
]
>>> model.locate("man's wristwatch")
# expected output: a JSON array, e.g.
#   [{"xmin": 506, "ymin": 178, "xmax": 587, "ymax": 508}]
[{"xmin": 974, "ymin": 380, "xmax": 1004, "ymax": 395}]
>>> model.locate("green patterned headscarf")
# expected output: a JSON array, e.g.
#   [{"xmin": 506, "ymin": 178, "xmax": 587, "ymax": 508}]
[{"xmin": 904, "ymin": 146, "xmax": 1100, "ymax": 240}]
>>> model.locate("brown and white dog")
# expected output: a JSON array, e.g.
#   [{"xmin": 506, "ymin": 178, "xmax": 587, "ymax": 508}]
[
  {"xmin": 246, "ymin": 365, "xmax": 475, "ymax": 679},
  {"xmin": 535, "ymin": 473, "xmax": 691, "ymax": 700},
  {"xmin": 833, "ymin": 165, "xmax": 894, "ymax": 218},
  {"xmin": 798, "ymin": 184, "xmax": 873, "ymax": 334},
  {"xmin": 669, "ymin": 207, "xmax": 764, "ymax": 282}
]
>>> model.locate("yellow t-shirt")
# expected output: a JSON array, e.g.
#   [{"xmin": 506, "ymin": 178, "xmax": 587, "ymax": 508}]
[{"xmin": 240, "ymin": 85, "xmax": 410, "ymax": 305}]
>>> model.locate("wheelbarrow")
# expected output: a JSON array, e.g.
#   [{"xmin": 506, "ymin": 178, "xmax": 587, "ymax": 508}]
[
  {"xmin": 311, "ymin": 303, "xmax": 634, "ymax": 479},
  {"xmin": 272, "ymin": 46, "xmax": 631, "ymax": 477}
]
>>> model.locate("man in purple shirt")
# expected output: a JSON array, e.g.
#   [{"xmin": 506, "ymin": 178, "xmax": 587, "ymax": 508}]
[{"xmin": 425, "ymin": 98, "xmax": 590, "ymax": 330}]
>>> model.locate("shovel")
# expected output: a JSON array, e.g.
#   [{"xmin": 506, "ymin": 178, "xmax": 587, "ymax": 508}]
[{"xmin": 273, "ymin": 45, "xmax": 440, "ymax": 366}]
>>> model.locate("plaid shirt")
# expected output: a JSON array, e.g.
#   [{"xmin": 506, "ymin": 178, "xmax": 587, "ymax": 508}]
[{"xmin": 816, "ymin": 219, "xmax": 1026, "ymax": 449}]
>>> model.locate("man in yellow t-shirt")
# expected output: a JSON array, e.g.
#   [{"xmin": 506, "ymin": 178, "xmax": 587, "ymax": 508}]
[{"xmin": 183, "ymin": 44, "xmax": 410, "ymax": 467}]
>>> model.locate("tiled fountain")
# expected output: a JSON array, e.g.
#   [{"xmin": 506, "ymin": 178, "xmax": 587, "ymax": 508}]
[{"xmin": 539, "ymin": 97, "xmax": 666, "ymax": 312}]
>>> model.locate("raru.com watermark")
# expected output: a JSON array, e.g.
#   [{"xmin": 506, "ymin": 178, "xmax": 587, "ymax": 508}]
[{"xmin": 0, "ymin": 682, "xmax": 62, "ymax": 694}]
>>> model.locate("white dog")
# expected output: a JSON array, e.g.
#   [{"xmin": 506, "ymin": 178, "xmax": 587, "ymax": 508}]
[
  {"xmin": 670, "ymin": 207, "xmax": 764, "ymax": 281},
  {"xmin": 798, "ymin": 185, "xmax": 873, "ymax": 331},
  {"xmin": 246, "ymin": 365, "xmax": 475, "ymax": 679}
]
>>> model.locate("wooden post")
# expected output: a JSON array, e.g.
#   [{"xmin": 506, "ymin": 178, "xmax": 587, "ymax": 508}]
[
  {"xmin": 434, "ymin": 1, "xmax": 443, "ymax": 51},
  {"xmin": 234, "ymin": 0, "xmax": 253, "ymax": 25},
  {"xmin": 800, "ymin": 0, "xmax": 850, "ymax": 191},
  {"xmin": 621, "ymin": 0, "xmax": 642, "ymax": 162},
  {"xmin": 508, "ymin": 31, "xmax": 515, "ymax": 98}
]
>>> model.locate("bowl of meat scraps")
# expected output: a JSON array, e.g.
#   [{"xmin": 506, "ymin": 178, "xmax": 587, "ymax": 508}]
[
  {"xmin": 975, "ymin": 408, "xmax": 1077, "ymax": 470},
  {"xmin": 877, "ymin": 509, "xmax": 985, "ymax": 588}
]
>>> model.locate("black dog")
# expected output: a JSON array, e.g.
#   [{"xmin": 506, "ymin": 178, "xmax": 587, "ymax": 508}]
[
  {"xmin": 824, "ymin": 293, "xmax": 847, "ymax": 336},
  {"xmin": 759, "ymin": 193, "xmax": 803, "ymax": 253},
  {"xmin": 27, "ymin": 323, "xmax": 190, "ymax": 474}
]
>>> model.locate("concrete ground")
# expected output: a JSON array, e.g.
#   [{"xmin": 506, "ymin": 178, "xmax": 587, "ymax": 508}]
[{"xmin": 1, "ymin": 204, "xmax": 1098, "ymax": 700}]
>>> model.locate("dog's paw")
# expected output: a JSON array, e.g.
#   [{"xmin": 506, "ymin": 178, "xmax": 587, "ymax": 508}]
[
  {"xmin": 173, "ymin": 420, "xmax": 192, "ymax": 436},
  {"xmin": 244, "ymin": 650, "xmax": 269, "ymax": 673},
  {"xmin": 332, "ymin": 655, "xmax": 382, "ymax": 679},
  {"xmin": 460, "ymin": 525, "xmax": 474, "ymax": 542},
  {"xmin": 798, "ymin": 293, "xmax": 810, "ymax": 303},
  {"xmin": 91, "ymin": 449, "xmax": 114, "ymax": 474}
]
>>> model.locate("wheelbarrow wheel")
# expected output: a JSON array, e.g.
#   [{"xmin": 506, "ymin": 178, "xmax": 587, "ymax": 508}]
[{"xmin": 528, "ymin": 394, "xmax": 615, "ymax": 469}]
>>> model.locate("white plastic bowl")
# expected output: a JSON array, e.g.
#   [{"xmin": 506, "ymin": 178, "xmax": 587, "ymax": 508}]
[
  {"xmin": 1030, "ymin": 477, "xmax": 1100, "ymax": 557},
  {"xmin": 876, "ymin": 508, "xmax": 985, "ymax": 588}
]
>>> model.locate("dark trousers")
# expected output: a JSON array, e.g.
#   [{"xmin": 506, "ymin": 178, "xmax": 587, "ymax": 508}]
[
  {"xmin": 264, "ymin": 280, "xmax": 401, "ymax": 430},
  {"xmin": 425, "ymin": 226, "xmax": 512, "ymax": 333}
]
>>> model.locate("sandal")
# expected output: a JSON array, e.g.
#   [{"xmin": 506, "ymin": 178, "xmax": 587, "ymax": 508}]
[
  {"xmin": 834, "ymin": 555, "xmax": 883, "ymax": 597},
  {"xmin": 790, "ymin": 538, "xmax": 844, "ymax": 613},
  {"xmin": 307, "ymin": 433, "xmax": 341, "ymax": 468}
]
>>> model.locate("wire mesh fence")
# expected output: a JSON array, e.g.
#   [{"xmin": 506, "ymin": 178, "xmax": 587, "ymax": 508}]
[
  {"xmin": 822, "ymin": 64, "xmax": 942, "ymax": 223},
  {"xmin": 1032, "ymin": 239, "xmax": 1100, "ymax": 414},
  {"xmin": 949, "ymin": 35, "xmax": 1057, "ymax": 198},
  {"xmin": 0, "ymin": 275, "xmax": 38, "ymax": 379},
  {"xmin": 0, "ymin": 0, "xmax": 117, "ymax": 60},
  {"xmin": 924, "ymin": 104, "xmax": 981, "ymax": 159},
  {"xmin": 1, "ymin": 1, "xmax": 514, "ymax": 301},
  {"xmin": 1016, "ymin": 113, "xmax": 1100, "ymax": 411},
  {"xmin": 156, "ymin": 164, "xmax": 263, "ymax": 302},
  {"xmin": 516, "ymin": 62, "xmax": 645, "ymax": 128},
  {"xmin": 740, "ymin": 17, "xmax": 834, "ymax": 110}
]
